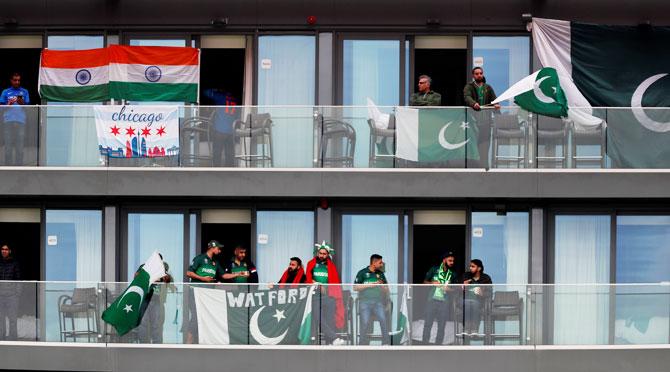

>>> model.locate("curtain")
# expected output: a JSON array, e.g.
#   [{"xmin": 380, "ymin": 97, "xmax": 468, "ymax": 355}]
[
  {"xmin": 255, "ymin": 211, "xmax": 315, "ymax": 284},
  {"xmin": 553, "ymin": 215, "xmax": 610, "ymax": 344},
  {"xmin": 46, "ymin": 210, "xmax": 102, "ymax": 282}
]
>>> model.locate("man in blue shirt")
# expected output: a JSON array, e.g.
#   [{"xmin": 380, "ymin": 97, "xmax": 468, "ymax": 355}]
[
  {"xmin": 202, "ymin": 88, "xmax": 240, "ymax": 167},
  {"xmin": 0, "ymin": 73, "xmax": 30, "ymax": 165}
]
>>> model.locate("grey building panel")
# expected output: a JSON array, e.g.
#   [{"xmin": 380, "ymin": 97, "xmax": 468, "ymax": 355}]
[{"xmin": 2, "ymin": 168, "xmax": 670, "ymax": 199}]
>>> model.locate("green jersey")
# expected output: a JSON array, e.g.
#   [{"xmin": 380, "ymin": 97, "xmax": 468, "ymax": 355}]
[
  {"xmin": 424, "ymin": 264, "xmax": 456, "ymax": 301},
  {"xmin": 311, "ymin": 262, "xmax": 329, "ymax": 284},
  {"xmin": 223, "ymin": 259, "xmax": 258, "ymax": 284},
  {"xmin": 409, "ymin": 90, "xmax": 442, "ymax": 106},
  {"xmin": 354, "ymin": 267, "xmax": 388, "ymax": 302},
  {"xmin": 188, "ymin": 253, "xmax": 222, "ymax": 282}
]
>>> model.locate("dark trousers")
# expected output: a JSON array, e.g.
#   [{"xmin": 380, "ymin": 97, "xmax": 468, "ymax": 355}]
[
  {"xmin": 422, "ymin": 298, "xmax": 451, "ymax": 344},
  {"xmin": 469, "ymin": 111, "xmax": 492, "ymax": 168},
  {"xmin": 359, "ymin": 300, "xmax": 389, "ymax": 345},
  {"xmin": 137, "ymin": 297, "xmax": 165, "ymax": 343},
  {"xmin": 464, "ymin": 298, "xmax": 483, "ymax": 333},
  {"xmin": 313, "ymin": 294, "xmax": 338, "ymax": 344},
  {"xmin": 3, "ymin": 122, "xmax": 25, "ymax": 166},
  {"xmin": 212, "ymin": 132, "xmax": 235, "ymax": 167},
  {"xmin": 0, "ymin": 296, "xmax": 19, "ymax": 340}
]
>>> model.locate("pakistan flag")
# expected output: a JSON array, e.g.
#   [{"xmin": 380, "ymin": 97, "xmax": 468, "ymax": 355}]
[
  {"xmin": 396, "ymin": 107, "xmax": 479, "ymax": 162},
  {"xmin": 193, "ymin": 285, "xmax": 315, "ymax": 345},
  {"xmin": 533, "ymin": 18, "xmax": 670, "ymax": 167},
  {"xmin": 492, "ymin": 68, "xmax": 568, "ymax": 118},
  {"xmin": 102, "ymin": 251, "xmax": 166, "ymax": 336}
]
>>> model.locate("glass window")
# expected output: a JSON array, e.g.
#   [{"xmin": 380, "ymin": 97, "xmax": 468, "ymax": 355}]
[
  {"xmin": 45, "ymin": 210, "xmax": 102, "ymax": 281},
  {"xmin": 615, "ymin": 215, "xmax": 670, "ymax": 344},
  {"xmin": 553, "ymin": 215, "xmax": 610, "ymax": 344},
  {"xmin": 128, "ymin": 39, "xmax": 186, "ymax": 47},
  {"xmin": 255, "ymin": 211, "xmax": 315, "ymax": 283},
  {"xmin": 257, "ymin": 36, "xmax": 316, "ymax": 167},
  {"xmin": 127, "ymin": 213, "xmax": 184, "ymax": 281},
  {"xmin": 341, "ymin": 214, "xmax": 399, "ymax": 284},
  {"xmin": 472, "ymin": 37, "xmax": 530, "ymax": 104},
  {"xmin": 44, "ymin": 36, "xmax": 105, "ymax": 166},
  {"xmin": 471, "ymin": 212, "xmax": 529, "ymax": 284}
]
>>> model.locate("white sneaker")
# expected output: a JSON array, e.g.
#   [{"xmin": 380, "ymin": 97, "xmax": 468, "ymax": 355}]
[{"xmin": 332, "ymin": 338, "xmax": 346, "ymax": 346}]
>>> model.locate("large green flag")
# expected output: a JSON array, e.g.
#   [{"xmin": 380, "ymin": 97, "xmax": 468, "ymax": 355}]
[
  {"xmin": 533, "ymin": 18, "xmax": 670, "ymax": 167},
  {"xmin": 493, "ymin": 68, "xmax": 568, "ymax": 118},
  {"xmin": 396, "ymin": 107, "xmax": 479, "ymax": 162},
  {"xmin": 193, "ymin": 284, "xmax": 315, "ymax": 345},
  {"xmin": 102, "ymin": 252, "xmax": 165, "ymax": 336}
]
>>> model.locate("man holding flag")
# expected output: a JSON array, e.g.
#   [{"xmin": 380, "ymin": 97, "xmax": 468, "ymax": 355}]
[
  {"xmin": 464, "ymin": 67, "xmax": 500, "ymax": 168},
  {"xmin": 102, "ymin": 251, "xmax": 166, "ymax": 337}
]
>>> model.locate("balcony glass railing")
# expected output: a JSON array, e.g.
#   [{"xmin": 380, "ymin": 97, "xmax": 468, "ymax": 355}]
[
  {"xmin": 0, "ymin": 105, "xmax": 667, "ymax": 168},
  {"xmin": 2, "ymin": 282, "xmax": 669, "ymax": 346}
]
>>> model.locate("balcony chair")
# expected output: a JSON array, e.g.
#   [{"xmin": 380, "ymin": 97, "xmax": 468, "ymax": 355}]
[
  {"xmin": 488, "ymin": 291, "xmax": 524, "ymax": 345},
  {"xmin": 367, "ymin": 114, "xmax": 396, "ymax": 168},
  {"xmin": 58, "ymin": 287, "xmax": 100, "ymax": 342},
  {"xmin": 492, "ymin": 113, "xmax": 528, "ymax": 168},
  {"xmin": 318, "ymin": 118, "xmax": 356, "ymax": 168},
  {"xmin": 536, "ymin": 116, "xmax": 569, "ymax": 168},
  {"xmin": 233, "ymin": 113, "xmax": 274, "ymax": 167},
  {"xmin": 180, "ymin": 112, "xmax": 214, "ymax": 167},
  {"xmin": 571, "ymin": 121, "xmax": 606, "ymax": 168}
]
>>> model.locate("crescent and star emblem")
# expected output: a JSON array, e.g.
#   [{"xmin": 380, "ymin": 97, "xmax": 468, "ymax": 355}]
[
  {"xmin": 116, "ymin": 285, "xmax": 145, "ymax": 311},
  {"xmin": 631, "ymin": 73, "xmax": 670, "ymax": 133},
  {"xmin": 250, "ymin": 306, "xmax": 289, "ymax": 344},
  {"xmin": 438, "ymin": 121, "xmax": 469, "ymax": 150},
  {"xmin": 533, "ymin": 76, "xmax": 556, "ymax": 104}
]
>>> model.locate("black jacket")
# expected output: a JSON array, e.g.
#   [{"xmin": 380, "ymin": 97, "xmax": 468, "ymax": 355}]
[{"xmin": 0, "ymin": 257, "xmax": 22, "ymax": 295}]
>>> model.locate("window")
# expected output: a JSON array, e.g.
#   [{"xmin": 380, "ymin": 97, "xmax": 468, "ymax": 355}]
[
  {"xmin": 341, "ymin": 214, "xmax": 399, "ymax": 284},
  {"xmin": 615, "ymin": 215, "xmax": 670, "ymax": 344},
  {"xmin": 472, "ymin": 36, "xmax": 530, "ymax": 104},
  {"xmin": 553, "ymin": 215, "xmax": 610, "ymax": 344},
  {"xmin": 255, "ymin": 211, "xmax": 315, "ymax": 283}
]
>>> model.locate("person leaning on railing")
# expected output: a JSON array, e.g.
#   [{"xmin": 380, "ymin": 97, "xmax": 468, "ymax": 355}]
[
  {"xmin": 462, "ymin": 259, "xmax": 493, "ymax": 335},
  {"xmin": 410, "ymin": 75, "xmax": 442, "ymax": 106},
  {"xmin": 463, "ymin": 67, "xmax": 501, "ymax": 168}
]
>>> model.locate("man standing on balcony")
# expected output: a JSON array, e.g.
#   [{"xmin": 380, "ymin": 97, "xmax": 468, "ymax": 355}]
[
  {"xmin": 222, "ymin": 245, "xmax": 258, "ymax": 284},
  {"xmin": 463, "ymin": 67, "xmax": 500, "ymax": 168},
  {"xmin": 185, "ymin": 240, "xmax": 224, "ymax": 343},
  {"xmin": 410, "ymin": 75, "xmax": 442, "ymax": 106},
  {"xmin": 0, "ymin": 244, "xmax": 21, "ymax": 340},
  {"xmin": 354, "ymin": 254, "xmax": 390, "ymax": 345},
  {"xmin": 422, "ymin": 252, "xmax": 459, "ymax": 345},
  {"xmin": 0, "ymin": 72, "xmax": 30, "ymax": 165},
  {"xmin": 463, "ymin": 259, "xmax": 492, "ymax": 335},
  {"xmin": 306, "ymin": 241, "xmax": 346, "ymax": 345},
  {"xmin": 277, "ymin": 257, "xmax": 306, "ymax": 288}
]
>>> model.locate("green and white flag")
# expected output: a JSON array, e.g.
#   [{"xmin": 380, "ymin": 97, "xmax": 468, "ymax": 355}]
[
  {"xmin": 193, "ymin": 284, "xmax": 316, "ymax": 345},
  {"xmin": 396, "ymin": 107, "xmax": 479, "ymax": 162},
  {"xmin": 391, "ymin": 285, "xmax": 410, "ymax": 345},
  {"xmin": 533, "ymin": 18, "xmax": 670, "ymax": 167},
  {"xmin": 102, "ymin": 251, "xmax": 166, "ymax": 336},
  {"xmin": 492, "ymin": 68, "xmax": 568, "ymax": 118}
]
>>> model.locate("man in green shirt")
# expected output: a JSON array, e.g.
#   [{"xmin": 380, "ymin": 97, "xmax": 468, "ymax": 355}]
[
  {"xmin": 421, "ymin": 252, "xmax": 459, "ymax": 344},
  {"xmin": 222, "ymin": 246, "xmax": 258, "ymax": 284},
  {"xmin": 354, "ymin": 254, "xmax": 389, "ymax": 345},
  {"xmin": 463, "ymin": 67, "xmax": 501, "ymax": 168},
  {"xmin": 410, "ymin": 75, "xmax": 442, "ymax": 106},
  {"xmin": 185, "ymin": 240, "xmax": 224, "ymax": 343}
]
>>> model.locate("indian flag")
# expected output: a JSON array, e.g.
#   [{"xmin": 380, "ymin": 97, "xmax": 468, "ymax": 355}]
[
  {"xmin": 38, "ymin": 48, "xmax": 109, "ymax": 102},
  {"xmin": 109, "ymin": 45, "xmax": 200, "ymax": 103},
  {"xmin": 396, "ymin": 107, "xmax": 479, "ymax": 162}
]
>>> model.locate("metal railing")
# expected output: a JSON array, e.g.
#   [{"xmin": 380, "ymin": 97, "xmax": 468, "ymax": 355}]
[
  {"xmin": 0, "ymin": 105, "xmax": 668, "ymax": 169},
  {"xmin": 1, "ymin": 282, "xmax": 669, "ymax": 346}
]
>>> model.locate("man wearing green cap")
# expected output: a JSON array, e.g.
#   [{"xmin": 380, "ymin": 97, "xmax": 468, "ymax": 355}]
[
  {"xmin": 185, "ymin": 240, "xmax": 224, "ymax": 343},
  {"xmin": 421, "ymin": 252, "xmax": 459, "ymax": 344}
]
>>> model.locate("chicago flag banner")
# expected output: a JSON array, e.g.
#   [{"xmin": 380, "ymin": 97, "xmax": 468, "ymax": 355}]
[
  {"xmin": 396, "ymin": 107, "xmax": 478, "ymax": 162},
  {"xmin": 94, "ymin": 105, "xmax": 179, "ymax": 158},
  {"xmin": 533, "ymin": 18, "xmax": 670, "ymax": 168},
  {"xmin": 193, "ymin": 285, "xmax": 315, "ymax": 345}
]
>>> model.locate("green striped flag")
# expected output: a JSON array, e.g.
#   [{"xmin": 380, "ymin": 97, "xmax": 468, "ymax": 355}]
[
  {"xmin": 109, "ymin": 45, "xmax": 200, "ymax": 103},
  {"xmin": 392, "ymin": 285, "xmax": 410, "ymax": 345},
  {"xmin": 39, "ymin": 48, "xmax": 109, "ymax": 102}
]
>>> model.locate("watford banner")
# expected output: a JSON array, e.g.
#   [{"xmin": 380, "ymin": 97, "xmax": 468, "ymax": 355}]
[
  {"xmin": 533, "ymin": 18, "xmax": 670, "ymax": 168},
  {"xmin": 193, "ymin": 285, "xmax": 315, "ymax": 345}
]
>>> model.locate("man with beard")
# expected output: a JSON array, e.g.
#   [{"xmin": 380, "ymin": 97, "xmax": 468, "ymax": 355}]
[
  {"xmin": 185, "ymin": 240, "xmax": 224, "ymax": 343},
  {"xmin": 222, "ymin": 245, "xmax": 258, "ymax": 284},
  {"xmin": 354, "ymin": 254, "xmax": 389, "ymax": 345},
  {"xmin": 421, "ymin": 252, "xmax": 459, "ymax": 345},
  {"xmin": 463, "ymin": 259, "xmax": 493, "ymax": 335},
  {"xmin": 305, "ymin": 241, "xmax": 345, "ymax": 345},
  {"xmin": 463, "ymin": 67, "xmax": 501, "ymax": 168},
  {"xmin": 277, "ymin": 257, "xmax": 306, "ymax": 288}
]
